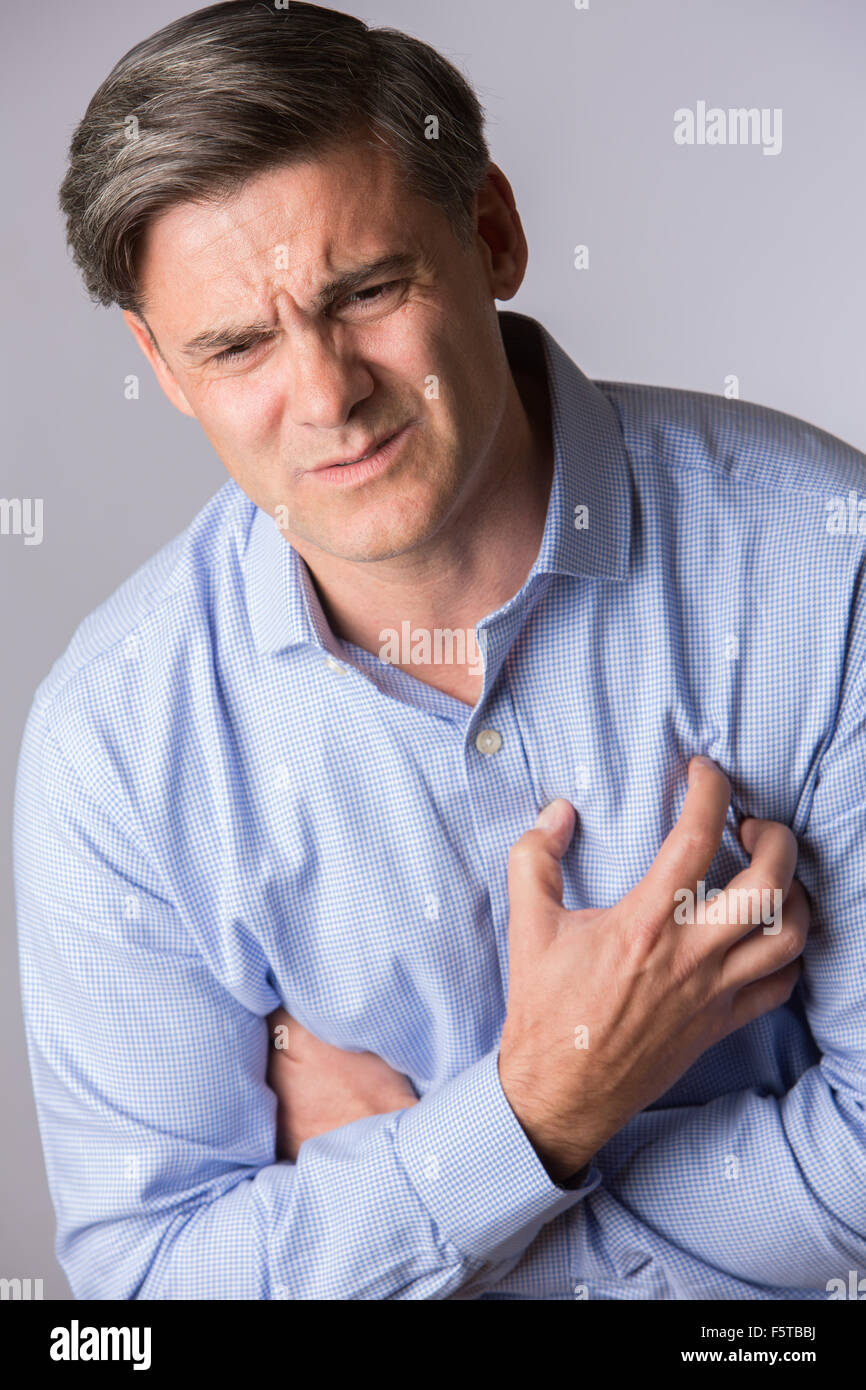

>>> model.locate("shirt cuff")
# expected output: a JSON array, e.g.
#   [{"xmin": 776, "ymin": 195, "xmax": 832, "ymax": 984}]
[
  {"xmin": 393, "ymin": 1047, "xmax": 602, "ymax": 1263},
  {"xmin": 559, "ymin": 1161, "xmax": 594, "ymax": 1189}
]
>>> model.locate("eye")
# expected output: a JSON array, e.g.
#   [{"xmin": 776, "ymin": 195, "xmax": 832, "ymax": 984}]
[
  {"xmin": 214, "ymin": 339, "xmax": 264, "ymax": 364},
  {"xmin": 340, "ymin": 280, "xmax": 405, "ymax": 310},
  {"xmin": 209, "ymin": 282, "xmax": 406, "ymax": 365}
]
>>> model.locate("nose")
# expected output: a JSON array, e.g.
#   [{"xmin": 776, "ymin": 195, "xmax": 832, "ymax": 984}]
[{"xmin": 285, "ymin": 322, "xmax": 375, "ymax": 429}]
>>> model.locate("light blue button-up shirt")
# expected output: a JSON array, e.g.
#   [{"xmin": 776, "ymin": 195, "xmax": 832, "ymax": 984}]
[{"xmin": 14, "ymin": 310, "xmax": 866, "ymax": 1300}]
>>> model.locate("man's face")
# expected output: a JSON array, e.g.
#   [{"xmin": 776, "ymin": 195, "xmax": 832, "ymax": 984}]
[{"xmin": 128, "ymin": 140, "xmax": 517, "ymax": 563}]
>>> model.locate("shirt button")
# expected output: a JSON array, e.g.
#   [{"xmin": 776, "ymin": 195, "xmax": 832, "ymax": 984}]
[
  {"xmin": 325, "ymin": 656, "xmax": 346, "ymax": 675},
  {"xmin": 475, "ymin": 728, "xmax": 502, "ymax": 756}
]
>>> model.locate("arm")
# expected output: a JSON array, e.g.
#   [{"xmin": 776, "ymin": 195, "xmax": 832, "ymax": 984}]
[
  {"xmin": 13, "ymin": 707, "xmax": 599, "ymax": 1301},
  {"xmin": 266, "ymin": 1006, "xmax": 420, "ymax": 1162},
  {"xmin": 578, "ymin": 648, "xmax": 866, "ymax": 1292}
]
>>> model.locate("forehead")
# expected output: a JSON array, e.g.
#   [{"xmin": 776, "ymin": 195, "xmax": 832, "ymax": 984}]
[{"xmin": 136, "ymin": 142, "xmax": 433, "ymax": 313}]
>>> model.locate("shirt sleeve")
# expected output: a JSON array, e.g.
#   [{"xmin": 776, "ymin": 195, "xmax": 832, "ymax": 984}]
[
  {"xmin": 564, "ymin": 579, "xmax": 866, "ymax": 1294},
  {"xmin": 13, "ymin": 704, "xmax": 599, "ymax": 1301}
]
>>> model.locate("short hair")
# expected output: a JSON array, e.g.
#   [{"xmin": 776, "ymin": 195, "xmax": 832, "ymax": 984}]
[{"xmin": 59, "ymin": 0, "xmax": 491, "ymax": 316}]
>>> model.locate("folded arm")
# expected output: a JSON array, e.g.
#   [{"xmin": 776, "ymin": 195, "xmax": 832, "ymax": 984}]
[{"xmin": 13, "ymin": 709, "xmax": 598, "ymax": 1300}]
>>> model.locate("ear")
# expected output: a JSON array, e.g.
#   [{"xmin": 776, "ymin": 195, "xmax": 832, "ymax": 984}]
[
  {"xmin": 472, "ymin": 162, "xmax": 529, "ymax": 302},
  {"xmin": 122, "ymin": 311, "xmax": 196, "ymax": 418}
]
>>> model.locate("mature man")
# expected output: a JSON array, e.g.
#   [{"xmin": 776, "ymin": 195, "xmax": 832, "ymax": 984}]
[{"xmin": 14, "ymin": 1, "xmax": 865, "ymax": 1300}]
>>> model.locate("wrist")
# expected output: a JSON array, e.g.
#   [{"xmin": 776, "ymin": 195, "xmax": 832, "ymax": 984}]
[
  {"xmin": 497, "ymin": 1053, "xmax": 595, "ymax": 1184},
  {"xmin": 555, "ymin": 1159, "xmax": 594, "ymax": 1189}
]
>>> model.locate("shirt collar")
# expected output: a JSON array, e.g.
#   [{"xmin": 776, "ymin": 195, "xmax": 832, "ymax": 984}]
[{"xmin": 242, "ymin": 309, "xmax": 632, "ymax": 655}]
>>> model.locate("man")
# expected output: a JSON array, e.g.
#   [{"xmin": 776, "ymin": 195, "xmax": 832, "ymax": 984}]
[{"xmin": 14, "ymin": 1, "xmax": 865, "ymax": 1300}]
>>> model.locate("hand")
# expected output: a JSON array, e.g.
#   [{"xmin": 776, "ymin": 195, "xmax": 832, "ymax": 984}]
[
  {"xmin": 497, "ymin": 756, "xmax": 810, "ymax": 1183},
  {"xmin": 266, "ymin": 1008, "xmax": 419, "ymax": 1161}
]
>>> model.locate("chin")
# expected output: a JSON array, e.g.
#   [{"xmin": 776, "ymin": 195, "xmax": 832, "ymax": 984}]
[
  {"xmin": 330, "ymin": 493, "xmax": 449, "ymax": 559},
  {"xmin": 328, "ymin": 533, "xmax": 426, "ymax": 564}
]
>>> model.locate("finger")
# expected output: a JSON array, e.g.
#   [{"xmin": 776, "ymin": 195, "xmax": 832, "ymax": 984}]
[
  {"xmin": 506, "ymin": 799, "xmax": 576, "ymax": 962},
  {"xmin": 701, "ymin": 819, "xmax": 798, "ymax": 950},
  {"xmin": 719, "ymin": 878, "xmax": 810, "ymax": 992},
  {"xmin": 737, "ymin": 818, "xmax": 798, "ymax": 899},
  {"xmin": 677, "ymin": 819, "xmax": 801, "ymax": 953},
  {"xmin": 727, "ymin": 957, "xmax": 803, "ymax": 1033},
  {"xmin": 633, "ymin": 757, "xmax": 731, "ymax": 918},
  {"xmin": 267, "ymin": 1009, "xmax": 294, "ymax": 1050}
]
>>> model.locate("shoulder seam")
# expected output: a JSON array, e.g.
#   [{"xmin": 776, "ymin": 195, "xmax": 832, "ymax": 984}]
[{"xmin": 32, "ymin": 481, "xmax": 250, "ymax": 721}]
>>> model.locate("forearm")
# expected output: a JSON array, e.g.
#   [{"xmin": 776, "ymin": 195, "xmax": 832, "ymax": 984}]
[
  {"xmin": 571, "ymin": 1067, "xmax": 866, "ymax": 1293},
  {"xmin": 70, "ymin": 1126, "xmax": 478, "ymax": 1301},
  {"xmin": 36, "ymin": 1038, "xmax": 597, "ymax": 1301},
  {"xmin": 104, "ymin": 1116, "xmax": 486, "ymax": 1300}
]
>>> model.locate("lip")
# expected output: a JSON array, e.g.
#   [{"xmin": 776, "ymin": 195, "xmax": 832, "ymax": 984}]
[
  {"xmin": 313, "ymin": 429, "xmax": 400, "ymax": 472},
  {"xmin": 305, "ymin": 421, "xmax": 416, "ymax": 486}
]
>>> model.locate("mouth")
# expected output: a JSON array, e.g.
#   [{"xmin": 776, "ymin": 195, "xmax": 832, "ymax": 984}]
[
  {"xmin": 334, "ymin": 432, "xmax": 399, "ymax": 468},
  {"xmin": 305, "ymin": 421, "xmax": 416, "ymax": 487}
]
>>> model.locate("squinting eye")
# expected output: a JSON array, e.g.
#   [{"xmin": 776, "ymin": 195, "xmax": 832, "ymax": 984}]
[
  {"xmin": 215, "ymin": 341, "xmax": 260, "ymax": 363},
  {"xmin": 210, "ymin": 283, "xmax": 406, "ymax": 364},
  {"xmin": 342, "ymin": 280, "xmax": 404, "ymax": 308}
]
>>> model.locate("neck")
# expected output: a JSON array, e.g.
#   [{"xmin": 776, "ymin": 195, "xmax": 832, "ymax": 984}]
[{"xmin": 292, "ymin": 357, "xmax": 554, "ymax": 706}]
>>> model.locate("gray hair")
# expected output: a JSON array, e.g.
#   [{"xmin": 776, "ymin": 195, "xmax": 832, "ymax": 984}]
[{"xmin": 59, "ymin": 0, "xmax": 491, "ymax": 316}]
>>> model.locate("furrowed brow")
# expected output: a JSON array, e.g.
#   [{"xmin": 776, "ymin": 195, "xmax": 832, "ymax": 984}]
[
  {"xmin": 180, "ymin": 252, "xmax": 420, "ymax": 361},
  {"xmin": 310, "ymin": 252, "xmax": 419, "ymax": 310},
  {"xmin": 180, "ymin": 320, "xmax": 274, "ymax": 360}
]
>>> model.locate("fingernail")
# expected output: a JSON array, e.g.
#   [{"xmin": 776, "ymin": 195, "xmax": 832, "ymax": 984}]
[
  {"xmin": 536, "ymin": 800, "xmax": 563, "ymax": 832},
  {"xmin": 535, "ymin": 802, "xmax": 559, "ymax": 831}
]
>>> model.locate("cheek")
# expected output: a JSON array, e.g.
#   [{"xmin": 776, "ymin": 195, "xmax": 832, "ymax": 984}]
[
  {"xmin": 197, "ymin": 380, "xmax": 284, "ymax": 465},
  {"xmin": 233, "ymin": 377, "xmax": 285, "ymax": 439},
  {"xmin": 406, "ymin": 324, "xmax": 492, "ymax": 430},
  {"xmin": 366, "ymin": 303, "xmax": 457, "ymax": 406}
]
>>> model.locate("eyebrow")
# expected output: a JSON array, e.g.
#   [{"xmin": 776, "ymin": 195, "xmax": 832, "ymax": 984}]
[{"xmin": 179, "ymin": 252, "xmax": 420, "ymax": 361}]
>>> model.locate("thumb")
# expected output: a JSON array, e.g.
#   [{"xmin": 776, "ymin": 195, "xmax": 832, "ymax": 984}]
[
  {"xmin": 535, "ymin": 797, "xmax": 576, "ymax": 849},
  {"xmin": 506, "ymin": 799, "xmax": 576, "ymax": 948}
]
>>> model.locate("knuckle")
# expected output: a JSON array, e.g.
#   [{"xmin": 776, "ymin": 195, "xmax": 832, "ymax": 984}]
[
  {"xmin": 509, "ymin": 831, "xmax": 541, "ymax": 861},
  {"xmin": 744, "ymin": 874, "xmax": 780, "ymax": 902},
  {"xmin": 784, "ymin": 904, "xmax": 809, "ymax": 940},
  {"xmin": 670, "ymin": 943, "xmax": 702, "ymax": 991},
  {"xmin": 763, "ymin": 820, "xmax": 796, "ymax": 853},
  {"xmin": 629, "ymin": 900, "xmax": 663, "ymax": 949},
  {"xmin": 679, "ymin": 827, "xmax": 713, "ymax": 862},
  {"xmin": 507, "ymin": 837, "xmax": 536, "ymax": 871},
  {"xmin": 775, "ymin": 926, "xmax": 804, "ymax": 963},
  {"xmin": 780, "ymin": 824, "xmax": 797, "ymax": 856}
]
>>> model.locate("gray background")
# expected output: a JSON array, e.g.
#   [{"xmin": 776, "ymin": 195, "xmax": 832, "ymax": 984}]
[{"xmin": 2, "ymin": 0, "xmax": 863, "ymax": 1299}]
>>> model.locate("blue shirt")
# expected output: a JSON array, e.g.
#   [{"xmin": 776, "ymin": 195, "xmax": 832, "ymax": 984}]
[{"xmin": 14, "ymin": 310, "xmax": 866, "ymax": 1301}]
